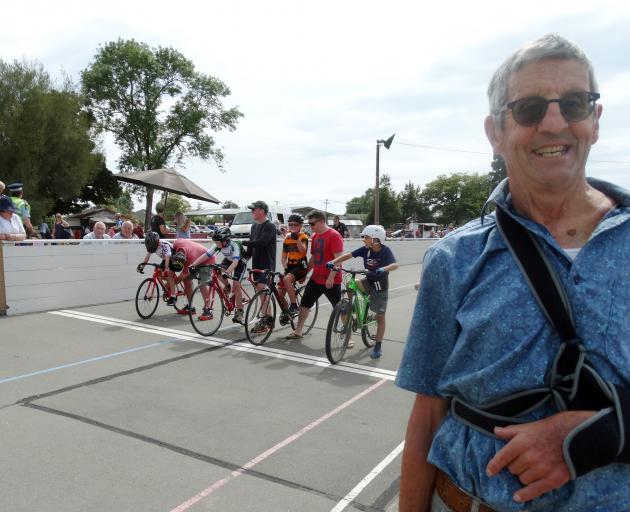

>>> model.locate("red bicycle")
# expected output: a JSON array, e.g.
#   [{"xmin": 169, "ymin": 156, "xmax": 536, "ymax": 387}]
[
  {"xmin": 135, "ymin": 263, "xmax": 187, "ymax": 319},
  {"xmin": 187, "ymin": 264, "xmax": 254, "ymax": 336}
]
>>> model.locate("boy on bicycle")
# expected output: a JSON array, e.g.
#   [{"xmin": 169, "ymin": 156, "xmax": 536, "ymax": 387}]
[
  {"xmin": 190, "ymin": 227, "xmax": 247, "ymax": 323},
  {"xmin": 326, "ymin": 225, "xmax": 398, "ymax": 358},
  {"xmin": 281, "ymin": 213, "xmax": 309, "ymax": 315},
  {"xmin": 137, "ymin": 232, "xmax": 178, "ymax": 305}
]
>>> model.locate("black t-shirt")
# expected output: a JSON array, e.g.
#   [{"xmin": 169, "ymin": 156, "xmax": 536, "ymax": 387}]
[
  {"xmin": 248, "ymin": 220, "xmax": 277, "ymax": 271},
  {"xmin": 151, "ymin": 215, "xmax": 166, "ymax": 238},
  {"xmin": 332, "ymin": 222, "xmax": 347, "ymax": 238}
]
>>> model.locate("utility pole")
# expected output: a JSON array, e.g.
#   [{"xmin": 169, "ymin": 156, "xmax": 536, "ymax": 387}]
[
  {"xmin": 375, "ymin": 134, "xmax": 395, "ymax": 226},
  {"xmin": 324, "ymin": 199, "xmax": 329, "ymax": 224}
]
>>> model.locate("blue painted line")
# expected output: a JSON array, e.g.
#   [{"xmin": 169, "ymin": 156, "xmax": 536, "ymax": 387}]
[{"xmin": 0, "ymin": 340, "xmax": 174, "ymax": 385}]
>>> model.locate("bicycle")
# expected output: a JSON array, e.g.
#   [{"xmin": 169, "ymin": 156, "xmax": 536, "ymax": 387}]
[
  {"xmin": 187, "ymin": 263, "xmax": 253, "ymax": 336},
  {"xmin": 325, "ymin": 268, "xmax": 377, "ymax": 364},
  {"xmin": 135, "ymin": 263, "xmax": 188, "ymax": 319},
  {"xmin": 244, "ymin": 270, "xmax": 319, "ymax": 346}
]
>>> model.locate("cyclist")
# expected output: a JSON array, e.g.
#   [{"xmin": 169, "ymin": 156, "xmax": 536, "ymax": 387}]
[
  {"xmin": 326, "ymin": 225, "xmax": 398, "ymax": 358},
  {"xmin": 190, "ymin": 227, "xmax": 247, "ymax": 323},
  {"xmin": 170, "ymin": 238, "xmax": 216, "ymax": 315},
  {"xmin": 281, "ymin": 213, "xmax": 309, "ymax": 315},
  {"xmin": 137, "ymin": 231, "xmax": 177, "ymax": 305}
]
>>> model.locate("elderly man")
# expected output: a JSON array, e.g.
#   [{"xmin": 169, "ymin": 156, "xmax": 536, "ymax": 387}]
[
  {"xmin": 0, "ymin": 195, "xmax": 26, "ymax": 241},
  {"xmin": 83, "ymin": 221, "xmax": 110, "ymax": 240},
  {"xmin": 397, "ymin": 34, "xmax": 630, "ymax": 512},
  {"xmin": 113, "ymin": 220, "xmax": 138, "ymax": 239}
]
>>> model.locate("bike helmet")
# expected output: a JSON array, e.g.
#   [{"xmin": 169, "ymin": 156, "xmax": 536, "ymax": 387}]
[
  {"xmin": 212, "ymin": 227, "xmax": 231, "ymax": 243},
  {"xmin": 144, "ymin": 231, "xmax": 160, "ymax": 253},
  {"xmin": 359, "ymin": 225, "xmax": 386, "ymax": 243},
  {"xmin": 169, "ymin": 249, "xmax": 186, "ymax": 272},
  {"xmin": 287, "ymin": 213, "xmax": 304, "ymax": 225}
]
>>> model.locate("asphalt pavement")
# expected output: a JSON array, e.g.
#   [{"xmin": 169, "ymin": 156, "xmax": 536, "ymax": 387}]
[{"xmin": 0, "ymin": 263, "xmax": 422, "ymax": 512}]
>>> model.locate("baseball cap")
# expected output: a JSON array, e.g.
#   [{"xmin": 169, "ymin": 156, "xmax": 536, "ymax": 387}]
[
  {"xmin": 247, "ymin": 200, "xmax": 269, "ymax": 213},
  {"xmin": 7, "ymin": 182, "xmax": 23, "ymax": 192},
  {"xmin": 0, "ymin": 195, "xmax": 16, "ymax": 212}
]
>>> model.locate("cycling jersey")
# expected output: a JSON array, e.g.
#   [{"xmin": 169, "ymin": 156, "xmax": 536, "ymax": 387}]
[
  {"xmin": 206, "ymin": 240, "xmax": 243, "ymax": 262},
  {"xmin": 282, "ymin": 232, "xmax": 309, "ymax": 268},
  {"xmin": 155, "ymin": 239, "xmax": 173, "ymax": 259}
]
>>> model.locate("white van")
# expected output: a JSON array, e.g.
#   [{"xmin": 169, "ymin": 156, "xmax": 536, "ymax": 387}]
[{"xmin": 229, "ymin": 207, "xmax": 294, "ymax": 238}]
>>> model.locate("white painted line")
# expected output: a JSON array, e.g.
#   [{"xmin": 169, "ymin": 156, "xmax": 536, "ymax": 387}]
[
  {"xmin": 330, "ymin": 440, "xmax": 405, "ymax": 512},
  {"xmin": 169, "ymin": 379, "xmax": 389, "ymax": 512},
  {"xmin": 49, "ymin": 310, "xmax": 397, "ymax": 381}
]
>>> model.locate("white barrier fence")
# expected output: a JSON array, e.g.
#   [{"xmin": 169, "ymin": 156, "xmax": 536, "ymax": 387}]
[{"xmin": 0, "ymin": 238, "xmax": 437, "ymax": 316}]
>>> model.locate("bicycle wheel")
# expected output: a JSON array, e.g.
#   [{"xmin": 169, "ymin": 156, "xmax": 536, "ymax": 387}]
[
  {"xmin": 361, "ymin": 310, "xmax": 377, "ymax": 347},
  {"xmin": 325, "ymin": 298, "xmax": 353, "ymax": 364},
  {"xmin": 135, "ymin": 278, "xmax": 159, "ymax": 319},
  {"xmin": 189, "ymin": 283, "xmax": 225, "ymax": 336},
  {"xmin": 174, "ymin": 281, "xmax": 188, "ymax": 313},
  {"xmin": 294, "ymin": 286, "xmax": 319, "ymax": 334},
  {"xmin": 245, "ymin": 289, "xmax": 276, "ymax": 346}
]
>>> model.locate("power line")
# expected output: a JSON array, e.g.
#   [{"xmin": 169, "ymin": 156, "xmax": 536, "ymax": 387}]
[{"xmin": 393, "ymin": 140, "xmax": 630, "ymax": 164}]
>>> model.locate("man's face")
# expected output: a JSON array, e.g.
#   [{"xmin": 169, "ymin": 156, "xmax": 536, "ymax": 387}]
[
  {"xmin": 121, "ymin": 223, "xmax": 133, "ymax": 238},
  {"xmin": 251, "ymin": 208, "xmax": 266, "ymax": 222},
  {"xmin": 308, "ymin": 218, "xmax": 326, "ymax": 234},
  {"xmin": 94, "ymin": 223, "xmax": 106, "ymax": 238},
  {"xmin": 485, "ymin": 59, "xmax": 601, "ymax": 192},
  {"xmin": 333, "ymin": 217, "xmax": 340, "ymax": 226}
]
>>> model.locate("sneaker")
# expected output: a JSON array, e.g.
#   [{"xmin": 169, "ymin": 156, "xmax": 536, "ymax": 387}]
[
  {"xmin": 166, "ymin": 296, "xmax": 177, "ymax": 306},
  {"xmin": 346, "ymin": 339, "xmax": 355, "ymax": 349},
  {"xmin": 251, "ymin": 318, "xmax": 269, "ymax": 334},
  {"xmin": 370, "ymin": 347, "xmax": 382, "ymax": 359},
  {"xmin": 198, "ymin": 308, "xmax": 213, "ymax": 321},
  {"xmin": 233, "ymin": 309, "xmax": 244, "ymax": 323},
  {"xmin": 288, "ymin": 304, "xmax": 300, "ymax": 315},
  {"xmin": 177, "ymin": 305, "xmax": 196, "ymax": 315}
]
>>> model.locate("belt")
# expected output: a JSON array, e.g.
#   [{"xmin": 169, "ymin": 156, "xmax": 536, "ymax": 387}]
[{"xmin": 435, "ymin": 469, "xmax": 495, "ymax": 512}]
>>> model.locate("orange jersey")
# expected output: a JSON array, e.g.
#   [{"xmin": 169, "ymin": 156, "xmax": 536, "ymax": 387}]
[{"xmin": 282, "ymin": 232, "xmax": 309, "ymax": 267}]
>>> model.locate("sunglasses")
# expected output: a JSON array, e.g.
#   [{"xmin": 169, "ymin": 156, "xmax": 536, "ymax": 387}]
[
  {"xmin": 502, "ymin": 91, "xmax": 599, "ymax": 127},
  {"xmin": 288, "ymin": 222, "xmax": 301, "ymax": 227},
  {"xmin": 308, "ymin": 221, "xmax": 319, "ymax": 226}
]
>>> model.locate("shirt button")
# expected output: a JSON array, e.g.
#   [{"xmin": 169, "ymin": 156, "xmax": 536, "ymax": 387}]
[{"xmin": 573, "ymin": 274, "xmax": 581, "ymax": 285}]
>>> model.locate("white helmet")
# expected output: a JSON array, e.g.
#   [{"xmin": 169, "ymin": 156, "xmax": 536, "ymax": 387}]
[{"xmin": 360, "ymin": 225, "xmax": 386, "ymax": 243}]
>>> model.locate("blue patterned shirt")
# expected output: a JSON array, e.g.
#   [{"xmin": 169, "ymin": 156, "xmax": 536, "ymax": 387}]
[{"xmin": 396, "ymin": 178, "xmax": 630, "ymax": 511}]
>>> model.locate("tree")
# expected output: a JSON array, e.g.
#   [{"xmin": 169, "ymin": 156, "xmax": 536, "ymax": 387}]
[
  {"xmin": 0, "ymin": 59, "xmax": 119, "ymax": 219},
  {"xmin": 398, "ymin": 181, "xmax": 432, "ymax": 223},
  {"xmin": 81, "ymin": 39, "xmax": 243, "ymax": 228},
  {"xmin": 158, "ymin": 193, "xmax": 191, "ymax": 219},
  {"xmin": 222, "ymin": 200, "xmax": 238, "ymax": 208},
  {"xmin": 488, "ymin": 154, "xmax": 507, "ymax": 191},
  {"xmin": 345, "ymin": 174, "xmax": 400, "ymax": 228},
  {"xmin": 421, "ymin": 172, "xmax": 489, "ymax": 226}
]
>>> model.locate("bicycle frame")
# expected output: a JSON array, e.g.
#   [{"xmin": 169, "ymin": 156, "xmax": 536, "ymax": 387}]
[
  {"xmin": 197, "ymin": 264, "xmax": 253, "ymax": 313},
  {"xmin": 345, "ymin": 274, "xmax": 370, "ymax": 327}
]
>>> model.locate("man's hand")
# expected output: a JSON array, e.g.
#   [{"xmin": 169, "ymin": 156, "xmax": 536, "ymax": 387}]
[
  {"xmin": 136, "ymin": 263, "xmax": 145, "ymax": 273},
  {"xmin": 325, "ymin": 274, "xmax": 335, "ymax": 289},
  {"xmin": 486, "ymin": 411, "xmax": 595, "ymax": 503},
  {"xmin": 326, "ymin": 261, "xmax": 336, "ymax": 270},
  {"xmin": 290, "ymin": 232, "xmax": 298, "ymax": 240}
]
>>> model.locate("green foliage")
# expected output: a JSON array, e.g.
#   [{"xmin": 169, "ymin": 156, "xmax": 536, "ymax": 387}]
[
  {"xmin": 345, "ymin": 174, "xmax": 400, "ymax": 228},
  {"xmin": 398, "ymin": 181, "xmax": 432, "ymax": 223},
  {"xmin": 222, "ymin": 199, "xmax": 239, "ymax": 208},
  {"xmin": 159, "ymin": 193, "xmax": 191, "ymax": 220},
  {"xmin": 81, "ymin": 39, "xmax": 244, "ymax": 227},
  {"xmin": 488, "ymin": 154, "xmax": 507, "ymax": 191},
  {"xmin": 421, "ymin": 172, "xmax": 490, "ymax": 225},
  {"xmin": 0, "ymin": 59, "xmax": 120, "ymax": 219}
]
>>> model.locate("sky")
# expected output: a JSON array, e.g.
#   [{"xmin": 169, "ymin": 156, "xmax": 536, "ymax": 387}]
[{"xmin": 3, "ymin": 0, "xmax": 630, "ymax": 214}]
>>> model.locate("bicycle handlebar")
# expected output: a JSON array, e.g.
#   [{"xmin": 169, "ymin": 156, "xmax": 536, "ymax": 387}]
[{"xmin": 332, "ymin": 267, "xmax": 368, "ymax": 276}]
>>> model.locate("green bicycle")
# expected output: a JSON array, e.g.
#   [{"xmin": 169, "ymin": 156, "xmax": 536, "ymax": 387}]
[{"xmin": 325, "ymin": 268, "xmax": 377, "ymax": 364}]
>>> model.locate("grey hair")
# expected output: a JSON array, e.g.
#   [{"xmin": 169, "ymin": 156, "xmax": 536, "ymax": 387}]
[{"xmin": 488, "ymin": 34, "xmax": 598, "ymax": 121}]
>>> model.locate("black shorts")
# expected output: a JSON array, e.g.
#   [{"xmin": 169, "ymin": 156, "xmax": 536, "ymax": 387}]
[
  {"xmin": 285, "ymin": 266, "xmax": 308, "ymax": 282},
  {"xmin": 220, "ymin": 258, "xmax": 247, "ymax": 281},
  {"xmin": 251, "ymin": 269, "xmax": 270, "ymax": 285},
  {"xmin": 299, "ymin": 280, "xmax": 341, "ymax": 309}
]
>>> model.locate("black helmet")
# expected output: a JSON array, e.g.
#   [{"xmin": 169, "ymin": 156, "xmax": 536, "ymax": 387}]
[
  {"xmin": 144, "ymin": 231, "xmax": 160, "ymax": 253},
  {"xmin": 212, "ymin": 227, "xmax": 231, "ymax": 243},
  {"xmin": 169, "ymin": 250, "xmax": 186, "ymax": 272},
  {"xmin": 287, "ymin": 213, "xmax": 304, "ymax": 224}
]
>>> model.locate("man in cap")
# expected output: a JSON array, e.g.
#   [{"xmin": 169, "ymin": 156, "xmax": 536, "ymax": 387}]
[
  {"xmin": 397, "ymin": 34, "xmax": 630, "ymax": 512},
  {"xmin": 7, "ymin": 182, "xmax": 34, "ymax": 238},
  {"xmin": 0, "ymin": 195, "xmax": 26, "ymax": 241},
  {"xmin": 241, "ymin": 200, "xmax": 277, "ymax": 332}
]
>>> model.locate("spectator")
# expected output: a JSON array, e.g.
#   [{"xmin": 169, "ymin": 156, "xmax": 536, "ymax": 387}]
[
  {"xmin": 7, "ymin": 182, "xmax": 34, "ymax": 238},
  {"xmin": 107, "ymin": 225, "xmax": 116, "ymax": 238},
  {"xmin": 331, "ymin": 215, "xmax": 350, "ymax": 238},
  {"xmin": 286, "ymin": 210, "xmax": 343, "ymax": 340},
  {"xmin": 151, "ymin": 202, "xmax": 169, "ymax": 238},
  {"xmin": 114, "ymin": 213, "xmax": 123, "ymax": 229},
  {"xmin": 133, "ymin": 221, "xmax": 144, "ymax": 239},
  {"xmin": 52, "ymin": 213, "xmax": 72, "ymax": 239},
  {"xmin": 83, "ymin": 221, "xmax": 110, "ymax": 240},
  {"xmin": 113, "ymin": 221, "xmax": 138, "ymax": 239},
  {"xmin": 0, "ymin": 195, "xmax": 26, "ymax": 241},
  {"xmin": 174, "ymin": 211, "xmax": 191, "ymax": 238},
  {"xmin": 39, "ymin": 218, "xmax": 51, "ymax": 239}
]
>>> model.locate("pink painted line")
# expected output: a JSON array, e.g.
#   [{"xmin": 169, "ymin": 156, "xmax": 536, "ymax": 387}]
[{"xmin": 169, "ymin": 378, "xmax": 388, "ymax": 512}]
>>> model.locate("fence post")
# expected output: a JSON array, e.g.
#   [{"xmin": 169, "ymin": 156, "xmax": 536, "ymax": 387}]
[{"xmin": 0, "ymin": 243, "xmax": 7, "ymax": 315}]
